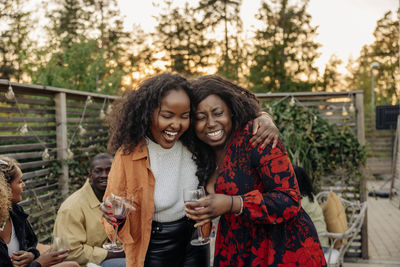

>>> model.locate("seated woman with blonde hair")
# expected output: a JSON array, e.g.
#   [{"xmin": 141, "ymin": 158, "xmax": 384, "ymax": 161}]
[{"xmin": 0, "ymin": 157, "xmax": 79, "ymax": 267}]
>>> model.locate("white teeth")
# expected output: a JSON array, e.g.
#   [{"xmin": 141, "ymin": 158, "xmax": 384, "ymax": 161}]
[
  {"xmin": 164, "ymin": 130, "xmax": 178, "ymax": 136},
  {"xmin": 207, "ymin": 130, "xmax": 222, "ymax": 136}
]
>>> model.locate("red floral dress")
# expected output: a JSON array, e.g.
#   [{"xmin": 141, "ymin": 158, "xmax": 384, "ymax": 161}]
[{"xmin": 213, "ymin": 122, "xmax": 327, "ymax": 267}]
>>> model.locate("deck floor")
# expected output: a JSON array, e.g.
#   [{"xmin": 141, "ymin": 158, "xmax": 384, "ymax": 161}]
[{"xmin": 344, "ymin": 179, "xmax": 400, "ymax": 266}]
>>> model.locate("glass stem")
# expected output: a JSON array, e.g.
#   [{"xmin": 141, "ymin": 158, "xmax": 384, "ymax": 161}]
[
  {"xmin": 112, "ymin": 224, "xmax": 120, "ymax": 246},
  {"xmin": 197, "ymin": 226, "xmax": 203, "ymax": 241}
]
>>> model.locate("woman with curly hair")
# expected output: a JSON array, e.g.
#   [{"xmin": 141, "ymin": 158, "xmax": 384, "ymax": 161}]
[
  {"xmin": 0, "ymin": 172, "xmax": 10, "ymax": 228},
  {"xmin": 0, "ymin": 157, "xmax": 79, "ymax": 267},
  {"xmin": 100, "ymin": 72, "xmax": 278, "ymax": 267},
  {"xmin": 185, "ymin": 75, "xmax": 327, "ymax": 267}
]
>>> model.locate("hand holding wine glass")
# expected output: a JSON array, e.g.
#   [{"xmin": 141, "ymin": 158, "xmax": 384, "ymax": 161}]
[
  {"xmin": 183, "ymin": 186, "xmax": 211, "ymax": 246},
  {"xmin": 51, "ymin": 236, "xmax": 69, "ymax": 252},
  {"xmin": 101, "ymin": 193, "xmax": 134, "ymax": 252},
  {"xmin": 32, "ymin": 235, "xmax": 70, "ymax": 266}
]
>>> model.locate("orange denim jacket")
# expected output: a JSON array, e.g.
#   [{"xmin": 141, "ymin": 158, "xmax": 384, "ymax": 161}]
[{"xmin": 102, "ymin": 140, "xmax": 155, "ymax": 267}]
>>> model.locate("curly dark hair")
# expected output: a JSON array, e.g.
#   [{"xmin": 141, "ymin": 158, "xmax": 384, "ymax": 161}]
[
  {"xmin": 107, "ymin": 73, "xmax": 195, "ymax": 155},
  {"xmin": 189, "ymin": 75, "xmax": 260, "ymax": 183},
  {"xmin": 293, "ymin": 165, "xmax": 314, "ymax": 202}
]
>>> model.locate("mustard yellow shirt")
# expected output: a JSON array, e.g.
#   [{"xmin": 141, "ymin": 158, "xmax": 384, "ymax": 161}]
[{"xmin": 54, "ymin": 180, "xmax": 108, "ymax": 266}]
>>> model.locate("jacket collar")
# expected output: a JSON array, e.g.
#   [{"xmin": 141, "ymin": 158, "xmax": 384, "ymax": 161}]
[
  {"xmin": 82, "ymin": 180, "xmax": 102, "ymax": 209},
  {"xmin": 10, "ymin": 203, "xmax": 28, "ymax": 220},
  {"xmin": 130, "ymin": 139, "xmax": 149, "ymax": 161},
  {"xmin": 126, "ymin": 139, "xmax": 151, "ymax": 170}
]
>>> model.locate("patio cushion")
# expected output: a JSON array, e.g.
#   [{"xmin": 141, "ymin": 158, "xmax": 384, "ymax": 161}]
[{"xmin": 322, "ymin": 191, "xmax": 348, "ymax": 249}]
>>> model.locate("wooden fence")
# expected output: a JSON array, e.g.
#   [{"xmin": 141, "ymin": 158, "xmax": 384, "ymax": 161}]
[
  {"xmin": 0, "ymin": 79, "xmax": 118, "ymax": 242},
  {"xmin": 255, "ymin": 90, "xmax": 368, "ymax": 259}
]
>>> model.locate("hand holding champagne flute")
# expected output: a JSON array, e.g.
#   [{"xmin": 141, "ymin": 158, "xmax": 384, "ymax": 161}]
[{"xmin": 183, "ymin": 186, "xmax": 211, "ymax": 246}]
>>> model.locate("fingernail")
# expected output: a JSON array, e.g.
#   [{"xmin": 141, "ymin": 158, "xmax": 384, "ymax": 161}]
[
  {"xmin": 250, "ymin": 143, "xmax": 254, "ymax": 148},
  {"xmin": 108, "ymin": 211, "xmax": 114, "ymax": 215},
  {"xmin": 113, "ymin": 223, "xmax": 117, "ymax": 227},
  {"xmin": 260, "ymin": 146, "xmax": 264, "ymax": 150},
  {"xmin": 107, "ymin": 204, "xmax": 112, "ymax": 208},
  {"xmin": 112, "ymin": 218, "xmax": 117, "ymax": 223}
]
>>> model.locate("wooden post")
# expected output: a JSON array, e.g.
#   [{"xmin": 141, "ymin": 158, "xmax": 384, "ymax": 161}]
[
  {"xmin": 355, "ymin": 92, "xmax": 368, "ymax": 259},
  {"xmin": 355, "ymin": 93, "xmax": 365, "ymax": 145},
  {"xmin": 55, "ymin": 92, "xmax": 69, "ymax": 200},
  {"xmin": 390, "ymin": 115, "xmax": 400, "ymax": 207}
]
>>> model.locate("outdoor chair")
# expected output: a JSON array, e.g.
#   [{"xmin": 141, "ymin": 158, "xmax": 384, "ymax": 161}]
[{"xmin": 316, "ymin": 191, "xmax": 368, "ymax": 267}]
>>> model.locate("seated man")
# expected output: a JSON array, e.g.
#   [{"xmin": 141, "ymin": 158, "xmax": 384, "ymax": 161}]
[{"xmin": 54, "ymin": 153, "xmax": 125, "ymax": 267}]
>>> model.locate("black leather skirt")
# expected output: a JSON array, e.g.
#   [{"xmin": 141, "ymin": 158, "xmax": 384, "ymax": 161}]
[{"xmin": 144, "ymin": 217, "xmax": 210, "ymax": 267}]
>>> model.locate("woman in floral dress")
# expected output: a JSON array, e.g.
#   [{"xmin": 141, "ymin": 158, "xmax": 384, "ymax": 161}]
[{"xmin": 186, "ymin": 75, "xmax": 327, "ymax": 267}]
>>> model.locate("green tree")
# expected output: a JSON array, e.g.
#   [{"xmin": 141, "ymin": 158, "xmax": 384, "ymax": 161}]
[
  {"xmin": 249, "ymin": 0, "xmax": 321, "ymax": 93},
  {"xmin": 0, "ymin": 0, "xmax": 35, "ymax": 81},
  {"xmin": 31, "ymin": 39, "xmax": 124, "ymax": 94},
  {"xmin": 125, "ymin": 25, "xmax": 158, "ymax": 86},
  {"xmin": 153, "ymin": 1, "xmax": 214, "ymax": 76},
  {"xmin": 33, "ymin": 0, "xmax": 129, "ymax": 93},
  {"xmin": 320, "ymin": 54, "xmax": 344, "ymax": 92},
  {"xmin": 346, "ymin": 10, "xmax": 399, "ymax": 106},
  {"xmin": 345, "ymin": 47, "xmax": 372, "ymax": 106},
  {"xmin": 197, "ymin": 0, "xmax": 243, "ymax": 80},
  {"xmin": 46, "ymin": 0, "xmax": 87, "ymax": 48}
]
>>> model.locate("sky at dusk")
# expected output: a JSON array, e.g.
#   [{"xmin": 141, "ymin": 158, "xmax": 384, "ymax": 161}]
[{"xmin": 118, "ymin": 0, "xmax": 399, "ymax": 73}]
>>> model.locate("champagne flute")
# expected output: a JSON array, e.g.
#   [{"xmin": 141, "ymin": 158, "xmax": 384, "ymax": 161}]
[
  {"xmin": 102, "ymin": 193, "xmax": 134, "ymax": 252},
  {"xmin": 51, "ymin": 235, "xmax": 69, "ymax": 257},
  {"xmin": 183, "ymin": 186, "xmax": 211, "ymax": 246}
]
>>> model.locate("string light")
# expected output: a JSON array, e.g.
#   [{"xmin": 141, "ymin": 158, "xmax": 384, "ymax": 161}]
[
  {"xmin": 41, "ymin": 148, "xmax": 50, "ymax": 161},
  {"xmin": 19, "ymin": 123, "xmax": 28, "ymax": 135},
  {"xmin": 66, "ymin": 148, "xmax": 74, "ymax": 160},
  {"xmin": 6, "ymin": 87, "xmax": 111, "ymax": 163},
  {"xmin": 86, "ymin": 96, "xmax": 93, "ymax": 105},
  {"xmin": 341, "ymin": 106, "xmax": 348, "ymax": 116},
  {"xmin": 5, "ymin": 83, "xmax": 15, "ymax": 100},
  {"xmin": 349, "ymin": 102, "xmax": 355, "ymax": 113},
  {"xmin": 6, "ymin": 82, "xmax": 51, "ymax": 160},
  {"xmin": 99, "ymin": 98, "xmax": 107, "ymax": 119},
  {"xmin": 99, "ymin": 109, "xmax": 106, "ymax": 119},
  {"xmin": 289, "ymin": 96, "xmax": 295, "ymax": 106},
  {"xmin": 106, "ymin": 104, "xmax": 113, "ymax": 114},
  {"xmin": 78, "ymin": 125, "xmax": 87, "ymax": 136}
]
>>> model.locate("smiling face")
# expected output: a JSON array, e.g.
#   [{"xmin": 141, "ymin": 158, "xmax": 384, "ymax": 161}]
[
  {"xmin": 9, "ymin": 167, "xmax": 25, "ymax": 203},
  {"xmin": 89, "ymin": 158, "xmax": 112, "ymax": 194},
  {"xmin": 150, "ymin": 88, "xmax": 191, "ymax": 149},
  {"xmin": 194, "ymin": 94, "xmax": 232, "ymax": 150}
]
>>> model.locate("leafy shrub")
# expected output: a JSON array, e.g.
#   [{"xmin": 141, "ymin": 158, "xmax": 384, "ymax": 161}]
[{"xmin": 263, "ymin": 100, "xmax": 366, "ymax": 192}]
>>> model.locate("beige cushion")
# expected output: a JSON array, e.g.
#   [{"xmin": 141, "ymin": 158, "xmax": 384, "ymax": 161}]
[{"xmin": 322, "ymin": 191, "xmax": 348, "ymax": 248}]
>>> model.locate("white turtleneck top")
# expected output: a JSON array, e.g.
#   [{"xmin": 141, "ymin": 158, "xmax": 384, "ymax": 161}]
[{"xmin": 146, "ymin": 138, "xmax": 198, "ymax": 222}]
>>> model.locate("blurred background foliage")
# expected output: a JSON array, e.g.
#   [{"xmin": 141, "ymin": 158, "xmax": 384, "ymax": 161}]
[{"xmin": 0, "ymin": 0, "xmax": 398, "ymax": 107}]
